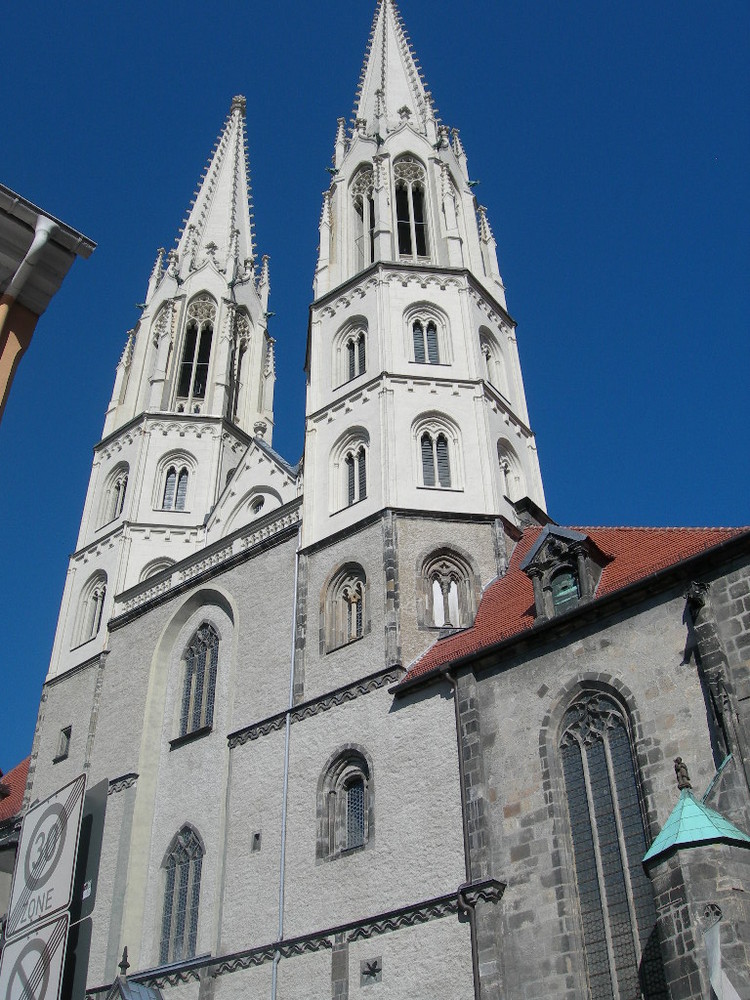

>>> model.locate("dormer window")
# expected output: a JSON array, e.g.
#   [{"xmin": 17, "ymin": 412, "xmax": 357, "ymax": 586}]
[{"xmin": 521, "ymin": 527, "xmax": 608, "ymax": 622}]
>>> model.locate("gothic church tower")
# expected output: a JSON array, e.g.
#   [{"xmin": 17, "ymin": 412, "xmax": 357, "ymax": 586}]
[
  {"xmin": 303, "ymin": 0, "xmax": 544, "ymax": 547},
  {"xmin": 47, "ymin": 96, "xmax": 288, "ymax": 679}
]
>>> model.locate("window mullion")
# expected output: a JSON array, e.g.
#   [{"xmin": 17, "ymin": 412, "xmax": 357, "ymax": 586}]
[
  {"xmin": 579, "ymin": 739, "xmax": 622, "ymax": 1000},
  {"xmin": 408, "ymin": 184, "xmax": 417, "ymax": 261}
]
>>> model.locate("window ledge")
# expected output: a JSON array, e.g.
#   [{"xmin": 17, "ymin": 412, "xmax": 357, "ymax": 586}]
[
  {"xmin": 331, "ymin": 496, "xmax": 368, "ymax": 517},
  {"xmin": 416, "ymin": 484, "xmax": 463, "ymax": 493},
  {"xmin": 169, "ymin": 725, "xmax": 212, "ymax": 751},
  {"xmin": 52, "ymin": 754, "xmax": 69, "ymax": 765},
  {"xmin": 70, "ymin": 635, "xmax": 99, "ymax": 653},
  {"xmin": 326, "ymin": 634, "xmax": 365, "ymax": 655},
  {"xmin": 409, "ymin": 361, "xmax": 451, "ymax": 368}
]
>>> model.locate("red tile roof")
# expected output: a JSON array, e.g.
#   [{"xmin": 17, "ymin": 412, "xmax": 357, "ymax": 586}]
[
  {"xmin": 0, "ymin": 758, "xmax": 29, "ymax": 824},
  {"xmin": 402, "ymin": 526, "xmax": 749, "ymax": 686}
]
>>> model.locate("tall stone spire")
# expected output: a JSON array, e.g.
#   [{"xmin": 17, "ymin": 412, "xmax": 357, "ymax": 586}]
[
  {"xmin": 353, "ymin": 0, "xmax": 436, "ymax": 137},
  {"xmin": 174, "ymin": 95, "xmax": 256, "ymax": 282}
]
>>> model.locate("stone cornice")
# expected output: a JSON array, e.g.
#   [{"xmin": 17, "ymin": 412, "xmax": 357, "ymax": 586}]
[
  {"xmin": 84, "ymin": 881, "xmax": 502, "ymax": 995},
  {"xmin": 94, "ymin": 411, "xmax": 253, "ymax": 456},
  {"xmin": 45, "ymin": 651, "xmax": 108, "ymax": 689},
  {"xmin": 228, "ymin": 665, "xmax": 405, "ymax": 748}
]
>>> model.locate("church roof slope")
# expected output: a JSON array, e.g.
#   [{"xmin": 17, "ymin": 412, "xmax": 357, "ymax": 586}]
[
  {"xmin": 643, "ymin": 788, "xmax": 750, "ymax": 863},
  {"xmin": 0, "ymin": 757, "xmax": 29, "ymax": 824},
  {"xmin": 400, "ymin": 525, "xmax": 749, "ymax": 688}
]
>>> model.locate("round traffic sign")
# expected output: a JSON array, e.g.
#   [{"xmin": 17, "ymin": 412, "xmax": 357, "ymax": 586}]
[
  {"xmin": 23, "ymin": 804, "xmax": 67, "ymax": 893},
  {"xmin": 5, "ymin": 938, "xmax": 50, "ymax": 1000}
]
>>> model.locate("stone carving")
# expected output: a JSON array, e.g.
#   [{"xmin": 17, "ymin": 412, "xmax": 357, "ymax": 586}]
[{"xmin": 108, "ymin": 773, "xmax": 138, "ymax": 795}]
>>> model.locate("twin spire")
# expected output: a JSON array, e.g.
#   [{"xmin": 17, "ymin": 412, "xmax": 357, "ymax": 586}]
[{"xmin": 353, "ymin": 0, "xmax": 435, "ymax": 136}]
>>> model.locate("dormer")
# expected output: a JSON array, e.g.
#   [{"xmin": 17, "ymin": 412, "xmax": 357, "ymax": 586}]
[{"xmin": 521, "ymin": 527, "xmax": 609, "ymax": 623}]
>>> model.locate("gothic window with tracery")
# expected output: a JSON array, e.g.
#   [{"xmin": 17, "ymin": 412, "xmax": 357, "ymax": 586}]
[
  {"xmin": 394, "ymin": 157, "xmax": 429, "ymax": 259},
  {"xmin": 178, "ymin": 624, "xmax": 219, "ymax": 738},
  {"xmin": 332, "ymin": 430, "xmax": 369, "ymax": 512},
  {"xmin": 346, "ymin": 330, "xmax": 366, "ymax": 382},
  {"xmin": 163, "ymin": 466, "xmax": 189, "ymax": 511},
  {"xmin": 559, "ymin": 693, "xmax": 667, "ymax": 999},
  {"xmin": 344, "ymin": 445, "xmax": 367, "ymax": 506},
  {"xmin": 352, "ymin": 166, "xmax": 376, "ymax": 270},
  {"xmin": 101, "ymin": 464, "xmax": 129, "ymax": 525},
  {"xmin": 159, "ymin": 826, "xmax": 204, "ymax": 965},
  {"xmin": 419, "ymin": 550, "xmax": 477, "ymax": 629},
  {"xmin": 316, "ymin": 748, "xmax": 373, "ymax": 860},
  {"xmin": 325, "ymin": 565, "xmax": 366, "ymax": 651},
  {"xmin": 176, "ymin": 295, "xmax": 216, "ymax": 411}
]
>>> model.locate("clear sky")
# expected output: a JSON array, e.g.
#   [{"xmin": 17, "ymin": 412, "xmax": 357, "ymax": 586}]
[{"xmin": 1, "ymin": 1, "xmax": 748, "ymax": 771}]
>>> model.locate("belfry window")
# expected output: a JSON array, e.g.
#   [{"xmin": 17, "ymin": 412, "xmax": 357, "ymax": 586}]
[
  {"xmin": 178, "ymin": 624, "xmax": 220, "ymax": 738},
  {"xmin": 420, "ymin": 550, "xmax": 477, "ymax": 630},
  {"xmin": 394, "ymin": 157, "xmax": 428, "ymax": 259},
  {"xmin": 163, "ymin": 466, "xmax": 189, "ymax": 511},
  {"xmin": 413, "ymin": 320, "xmax": 440, "ymax": 364},
  {"xmin": 346, "ymin": 331, "xmax": 366, "ymax": 382},
  {"xmin": 101, "ymin": 464, "xmax": 129, "ymax": 525},
  {"xmin": 176, "ymin": 296, "xmax": 216, "ymax": 410},
  {"xmin": 159, "ymin": 826, "xmax": 203, "ymax": 965},
  {"xmin": 559, "ymin": 693, "xmax": 667, "ymax": 999},
  {"xmin": 345, "ymin": 446, "xmax": 367, "ymax": 506},
  {"xmin": 75, "ymin": 573, "xmax": 107, "ymax": 647},
  {"xmin": 352, "ymin": 166, "xmax": 375, "ymax": 270},
  {"xmin": 421, "ymin": 432, "xmax": 451, "ymax": 488}
]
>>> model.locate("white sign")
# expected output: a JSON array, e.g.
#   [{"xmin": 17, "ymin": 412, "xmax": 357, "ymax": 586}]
[
  {"xmin": 5, "ymin": 775, "xmax": 86, "ymax": 941},
  {"xmin": 0, "ymin": 913, "xmax": 69, "ymax": 1000}
]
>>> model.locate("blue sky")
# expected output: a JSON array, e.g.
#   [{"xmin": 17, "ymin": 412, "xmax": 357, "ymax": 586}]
[{"xmin": 1, "ymin": 1, "xmax": 748, "ymax": 770}]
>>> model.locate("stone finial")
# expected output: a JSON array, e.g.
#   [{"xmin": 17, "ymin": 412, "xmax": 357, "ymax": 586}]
[
  {"xmin": 674, "ymin": 757, "xmax": 692, "ymax": 791},
  {"xmin": 231, "ymin": 95, "xmax": 247, "ymax": 117},
  {"xmin": 118, "ymin": 946, "xmax": 130, "ymax": 977}
]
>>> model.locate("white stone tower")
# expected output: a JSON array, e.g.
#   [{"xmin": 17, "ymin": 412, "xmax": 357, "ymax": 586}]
[
  {"xmin": 47, "ymin": 96, "xmax": 282, "ymax": 679},
  {"xmin": 303, "ymin": 0, "xmax": 545, "ymax": 547}
]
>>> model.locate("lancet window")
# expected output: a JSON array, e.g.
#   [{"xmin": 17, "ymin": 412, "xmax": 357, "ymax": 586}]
[
  {"xmin": 75, "ymin": 573, "xmax": 107, "ymax": 647},
  {"xmin": 163, "ymin": 466, "xmax": 189, "ymax": 511},
  {"xmin": 178, "ymin": 623, "xmax": 220, "ymax": 738},
  {"xmin": 325, "ymin": 565, "xmax": 367, "ymax": 651},
  {"xmin": 159, "ymin": 826, "xmax": 204, "ymax": 965},
  {"xmin": 101, "ymin": 464, "xmax": 129, "ymax": 525},
  {"xmin": 176, "ymin": 295, "xmax": 216, "ymax": 410},
  {"xmin": 419, "ymin": 550, "xmax": 478, "ymax": 630},
  {"xmin": 394, "ymin": 157, "xmax": 429, "ymax": 259},
  {"xmin": 559, "ymin": 692, "xmax": 667, "ymax": 999},
  {"xmin": 413, "ymin": 320, "xmax": 440, "ymax": 364},
  {"xmin": 352, "ymin": 166, "xmax": 376, "ymax": 270},
  {"xmin": 421, "ymin": 432, "xmax": 451, "ymax": 488}
]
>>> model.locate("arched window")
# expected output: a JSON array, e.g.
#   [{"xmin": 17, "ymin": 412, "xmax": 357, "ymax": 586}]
[
  {"xmin": 316, "ymin": 748, "xmax": 373, "ymax": 860},
  {"xmin": 413, "ymin": 320, "xmax": 440, "ymax": 364},
  {"xmin": 419, "ymin": 549, "xmax": 478, "ymax": 629},
  {"xmin": 74, "ymin": 573, "xmax": 107, "ymax": 647},
  {"xmin": 176, "ymin": 295, "xmax": 216, "ymax": 411},
  {"xmin": 324, "ymin": 564, "xmax": 367, "ymax": 652},
  {"xmin": 159, "ymin": 826, "xmax": 204, "ymax": 965},
  {"xmin": 394, "ymin": 157, "xmax": 428, "ymax": 259},
  {"xmin": 421, "ymin": 432, "xmax": 451, "ymax": 488},
  {"xmin": 479, "ymin": 329, "xmax": 507, "ymax": 396},
  {"xmin": 163, "ymin": 466, "xmax": 189, "ymax": 511},
  {"xmin": 352, "ymin": 166, "xmax": 375, "ymax": 270},
  {"xmin": 497, "ymin": 439, "xmax": 526, "ymax": 503},
  {"xmin": 559, "ymin": 692, "xmax": 667, "ymax": 998},
  {"xmin": 333, "ymin": 320, "xmax": 368, "ymax": 388},
  {"xmin": 178, "ymin": 624, "xmax": 220, "ymax": 738},
  {"xmin": 345, "ymin": 330, "xmax": 366, "ymax": 381},
  {"xmin": 331, "ymin": 429, "xmax": 369, "ymax": 512},
  {"xmin": 101, "ymin": 464, "xmax": 129, "ymax": 525},
  {"xmin": 140, "ymin": 558, "xmax": 175, "ymax": 583}
]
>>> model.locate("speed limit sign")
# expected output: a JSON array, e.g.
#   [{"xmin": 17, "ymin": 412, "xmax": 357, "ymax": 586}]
[{"xmin": 5, "ymin": 775, "xmax": 86, "ymax": 941}]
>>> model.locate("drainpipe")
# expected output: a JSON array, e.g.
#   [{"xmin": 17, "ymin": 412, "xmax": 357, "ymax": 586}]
[
  {"xmin": 0, "ymin": 215, "xmax": 57, "ymax": 334},
  {"xmin": 446, "ymin": 670, "xmax": 481, "ymax": 1000},
  {"xmin": 271, "ymin": 525, "xmax": 302, "ymax": 1000}
]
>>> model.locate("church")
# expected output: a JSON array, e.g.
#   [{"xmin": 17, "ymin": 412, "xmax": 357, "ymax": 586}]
[{"xmin": 11, "ymin": 1, "xmax": 750, "ymax": 997}]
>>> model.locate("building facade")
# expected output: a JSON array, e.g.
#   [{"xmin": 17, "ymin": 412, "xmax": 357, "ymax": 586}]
[{"xmin": 15, "ymin": 2, "xmax": 750, "ymax": 998}]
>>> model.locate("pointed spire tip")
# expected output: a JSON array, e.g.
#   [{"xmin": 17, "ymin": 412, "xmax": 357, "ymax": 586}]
[{"xmin": 231, "ymin": 95, "xmax": 247, "ymax": 117}]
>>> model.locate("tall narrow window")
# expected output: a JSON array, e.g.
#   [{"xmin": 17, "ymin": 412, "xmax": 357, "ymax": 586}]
[
  {"xmin": 176, "ymin": 296, "xmax": 216, "ymax": 410},
  {"xmin": 179, "ymin": 624, "xmax": 219, "ymax": 738},
  {"xmin": 412, "ymin": 319, "xmax": 440, "ymax": 364},
  {"xmin": 343, "ymin": 445, "xmax": 367, "ymax": 507},
  {"xmin": 346, "ymin": 777, "xmax": 365, "ymax": 849},
  {"xmin": 102, "ymin": 466, "xmax": 129, "ymax": 524},
  {"xmin": 394, "ymin": 157, "xmax": 429, "ymax": 259},
  {"xmin": 421, "ymin": 550, "xmax": 477, "ymax": 629},
  {"xmin": 343, "ymin": 330, "xmax": 366, "ymax": 384},
  {"xmin": 160, "ymin": 827, "xmax": 203, "ymax": 965},
  {"xmin": 81, "ymin": 580, "xmax": 106, "ymax": 644},
  {"xmin": 421, "ymin": 433, "xmax": 451, "ymax": 488},
  {"xmin": 352, "ymin": 166, "xmax": 375, "ymax": 270},
  {"xmin": 163, "ymin": 466, "xmax": 189, "ymax": 511},
  {"xmin": 560, "ymin": 693, "xmax": 667, "ymax": 999}
]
